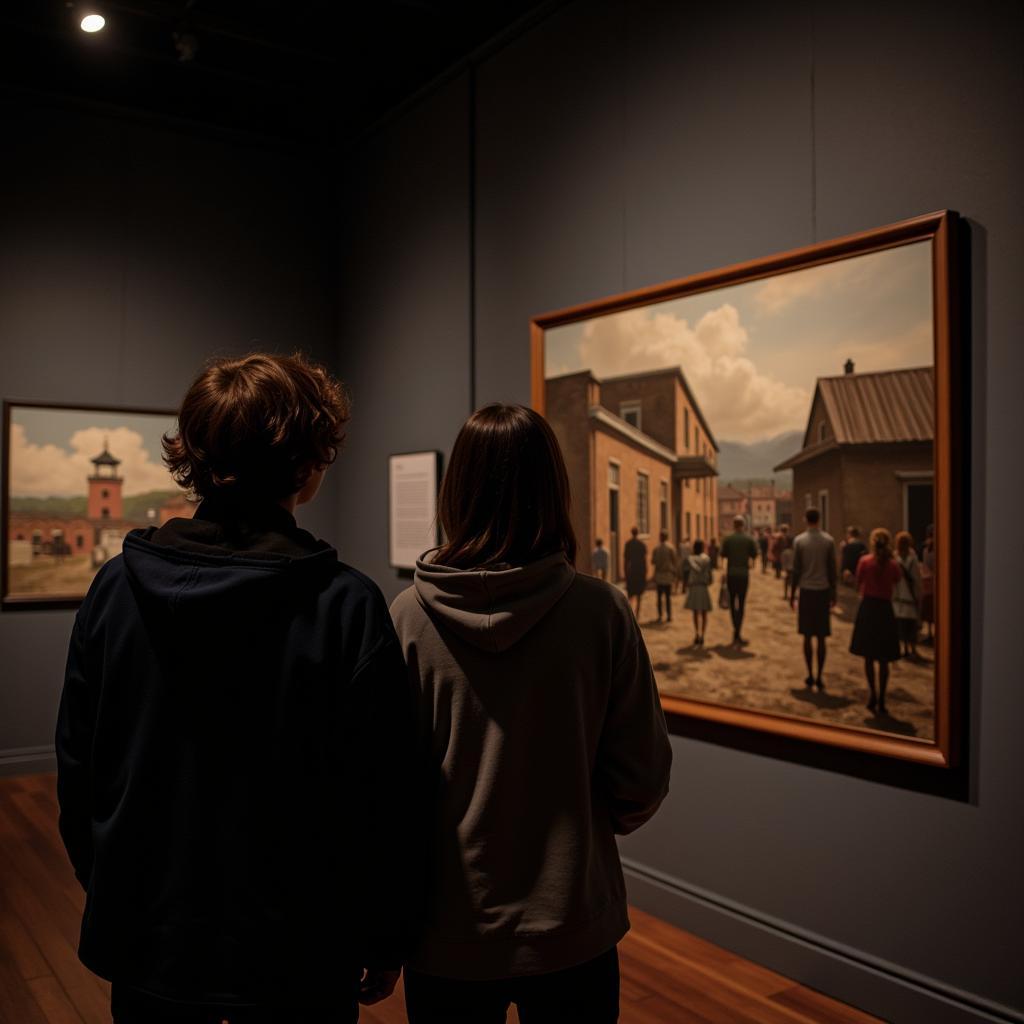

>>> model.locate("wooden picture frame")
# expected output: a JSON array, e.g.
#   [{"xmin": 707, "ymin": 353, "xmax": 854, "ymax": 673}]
[
  {"xmin": 531, "ymin": 211, "xmax": 963, "ymax": 766},
  {"xmin": 2, "ymin": 400, "xmax": 184, "ymax": 611}
]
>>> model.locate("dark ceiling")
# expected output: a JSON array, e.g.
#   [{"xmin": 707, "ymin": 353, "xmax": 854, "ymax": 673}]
[{"xmin": 1, "ymin": 0, "xmax": 550, "ymax": 146}]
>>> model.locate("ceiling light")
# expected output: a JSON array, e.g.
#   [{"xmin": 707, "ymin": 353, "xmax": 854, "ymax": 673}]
[{"xmin": 80, "ymin": 13, "xmax": 106, "ymax": 33}]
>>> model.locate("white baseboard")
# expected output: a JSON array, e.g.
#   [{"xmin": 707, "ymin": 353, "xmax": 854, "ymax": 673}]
[{"xmin": 622, "ymin": 857, "xmax": 1022, "ymax": 1024}]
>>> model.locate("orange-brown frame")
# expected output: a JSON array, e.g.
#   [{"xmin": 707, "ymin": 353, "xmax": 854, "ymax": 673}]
[{"xmin": 531, "ymin": 211, "xmax": 963, "ymax": 766}]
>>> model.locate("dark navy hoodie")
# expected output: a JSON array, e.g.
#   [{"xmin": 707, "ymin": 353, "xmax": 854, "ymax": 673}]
[{"xmin": 55, "ymin": 499, "xmax": 416, "ymax": 1009}]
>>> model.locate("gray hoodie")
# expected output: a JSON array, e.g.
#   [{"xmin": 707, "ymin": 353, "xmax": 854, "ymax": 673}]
[{"xmin": 389, "ymin": 552, "xmax": 672, "ymax": 980}]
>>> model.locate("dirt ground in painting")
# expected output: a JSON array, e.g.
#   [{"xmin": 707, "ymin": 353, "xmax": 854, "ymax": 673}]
[
  {"xmin": 628, "ymin": 567, "xmax": 935, "ymax": 740},
  {"xmin": 8, "ymin": 555, "xmax": 97, "ymax": 598}
]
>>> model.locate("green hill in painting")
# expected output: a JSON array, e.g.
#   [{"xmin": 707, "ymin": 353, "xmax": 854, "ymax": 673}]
[
  {"xmin": 122, "ymin": 490, "xmax": 186, "ymax": 520},
  {"xmin": 9, "ymin": 496, "xmax": 88, "ymax": 516},
  {"xmin": 10, "ymin": 490, "xmax": 184, "ymax": 520}
]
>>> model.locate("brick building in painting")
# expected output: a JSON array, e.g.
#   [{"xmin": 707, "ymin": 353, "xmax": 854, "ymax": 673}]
[
  {"xmin": 717, "ymin": 485, "xmax": 748, "ymax": 538},
  {"xmin": 717, "ymin": 483, "xmax": 792, "ymax": 538},
  {"xmin": 750, "ymin": 484, "xmax": 793, "ymax": 531},
  {"xmin": 7, "ymin": 442, "xmax": 191, "ymax": 564},
  {"xmin": 774, "ymin": 365, "xmax": 934, "ymax": 549},
  {"xmin": 545, "ymin": 368, "xmax": 719, "ymax": 581}
]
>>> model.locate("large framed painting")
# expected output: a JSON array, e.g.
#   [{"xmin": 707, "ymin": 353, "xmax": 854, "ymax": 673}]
[
  {"xmin": 2, "ymin": 401, "xmax": 192, "ymax": 610},
  {"xmin": 532, "ymin": 211, "xmax": 963, "ymax": 766}
]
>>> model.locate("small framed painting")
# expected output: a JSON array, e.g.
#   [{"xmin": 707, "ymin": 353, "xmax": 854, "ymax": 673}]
[
  {"xmin": 388, "ymin": 451, "xmax": 442, "ymax": 570},
  {"xmin": 2, "ymin": 401, "xmax": 192, "ymax": 610},
  {"xmin": 531, "ymin": 211, "xmax": 964, "ymax": 766}
]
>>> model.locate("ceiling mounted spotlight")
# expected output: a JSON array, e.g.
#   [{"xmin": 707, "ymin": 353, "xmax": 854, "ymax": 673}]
[{"xmin": 80, "ymin": 13, "xmax": 106, "ymax": 32}]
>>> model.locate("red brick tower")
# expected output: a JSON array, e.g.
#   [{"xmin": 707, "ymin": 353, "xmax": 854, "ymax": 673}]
[{"xmin": 87, "ymin": 441, "xmax": 123, "ymax": 521}]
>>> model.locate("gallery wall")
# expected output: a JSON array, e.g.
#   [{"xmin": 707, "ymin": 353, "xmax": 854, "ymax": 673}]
[
  {"xmin": 0, "ymin": 99, "xmax": 338, "ymax": 772},
  {"xmin": 336, "ymin": 2, "xmax": 1024, "ymax": 1022}
]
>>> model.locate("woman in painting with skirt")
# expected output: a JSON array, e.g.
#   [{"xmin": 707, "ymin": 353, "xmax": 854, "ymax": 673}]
[
  {"xmin": 850, "ymin": 527, "xmax": 902, "ymax": 716},
  {"xmin": 893, "ymin": 530, "xmax": 922, "ymax": 659},
  {"xmin": 683, "ymin": 539, "xmax": 713, "ymax": 647}
]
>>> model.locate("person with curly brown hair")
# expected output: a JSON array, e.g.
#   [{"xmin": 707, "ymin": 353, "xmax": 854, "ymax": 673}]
[{"xmin": 56, "ymin": 353, "xmax": 416, "ymax": 1023}]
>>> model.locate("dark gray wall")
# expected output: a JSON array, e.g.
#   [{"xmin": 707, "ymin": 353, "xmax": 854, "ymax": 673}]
[
  {"xmin": 337, "ymin": 2, "xmax": 1024, "ymax": 1021},
  {"xmin": 0, "ymin": 100, "xmax": 338, "ymax": 771},
  {"xmin": 335, "ymin": 75, "xmax": 472, "ymax": 586}
]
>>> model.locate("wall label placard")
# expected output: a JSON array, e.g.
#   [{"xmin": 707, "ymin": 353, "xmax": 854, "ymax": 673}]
[{"xmin": 388, "ymin": 451, "xmax": 441, "ymax": 570}]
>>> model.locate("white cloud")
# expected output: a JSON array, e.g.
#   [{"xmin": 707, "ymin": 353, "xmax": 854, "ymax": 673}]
[
  {"xmin": 754, "ymin": 270, "xmax": 829, "ymax": 314},
  {"xmin": 10, "ymin": 423, "xmax": 178, "ymax": 498},
  {"xmin": 753, "ymin": 255, "xmax": 870, "ymax": 315},
  {"xmin": 578, "ymin": 304, "xmax": 810, "ymax": 443}
]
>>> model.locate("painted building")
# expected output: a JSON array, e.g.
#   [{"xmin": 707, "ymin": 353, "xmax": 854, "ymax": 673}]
[
  {"xmin": 7, "ymin": 443, "xmax": 192, "ymax": 560},
  {"xmin": 545, "ymin": 367, "xmax": 719, "ymax": 580},
  {"xmin": 774, "ymin": 365, "xmax": 934, "ymax": 548},
  {"xmin": 719, "ymin": 482, "xmax": 793, "ymax": 535},
  {"xmin": 717, "ymin": 484, "xmax": 748, "ymax": 539}
]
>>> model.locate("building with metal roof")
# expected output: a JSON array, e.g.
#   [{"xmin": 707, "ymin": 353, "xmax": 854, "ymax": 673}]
[{"xmin": 774, "ymin": 365, "xmax": 934, "ymax": 549}]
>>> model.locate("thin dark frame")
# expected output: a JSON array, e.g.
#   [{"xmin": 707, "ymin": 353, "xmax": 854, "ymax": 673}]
[
  {"xmin": 2, "ymin": 399, "xmax": 179, "ymax": 612},
  {"xmin": 531, "ymin": 211, "xmax": 963, "ymax": 767},
  {"xmin": 387, "ymin": 450, "xmax": 443, "ymax": 571}
]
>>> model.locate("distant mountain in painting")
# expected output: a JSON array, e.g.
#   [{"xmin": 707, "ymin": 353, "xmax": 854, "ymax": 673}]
[{"xmin": 716, "ymin": 430, "xmax": 801, "ymax": 487}]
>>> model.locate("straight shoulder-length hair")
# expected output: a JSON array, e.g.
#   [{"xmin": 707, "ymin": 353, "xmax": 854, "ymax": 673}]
[{"xmin": 432, "ymin": 404, "xmax": 577, "ymax": 569}]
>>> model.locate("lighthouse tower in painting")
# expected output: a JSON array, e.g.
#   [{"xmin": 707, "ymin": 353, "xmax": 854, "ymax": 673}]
[{"xmin": 87, "ymin": 441, "xmax": 124, "ymax": 521}]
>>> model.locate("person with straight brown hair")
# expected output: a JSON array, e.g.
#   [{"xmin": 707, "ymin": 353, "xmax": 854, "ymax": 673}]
[{"xmin": 390, "ymin": 403, "xmax": 672, "ymax": 1024}]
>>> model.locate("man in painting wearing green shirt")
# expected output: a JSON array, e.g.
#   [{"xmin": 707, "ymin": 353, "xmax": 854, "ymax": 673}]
[{"xmin": 720, "ymin": 515, "xmax": 759, "ymax": 647}]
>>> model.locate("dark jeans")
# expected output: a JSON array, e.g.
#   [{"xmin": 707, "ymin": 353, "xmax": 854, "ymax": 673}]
[
  {"xmin": 727, "ymin": 574, "xmax": 750, "ymax": 636},
  {"xmin": 405, "ymin": 946, "xmax": 620, "ymax": 1024},
  {"xmin": 656, "ymin": 583, "xmax": 672, "ymax": 619},
  {"xmin": 110, "ymin": 984, "xmax": 359, "ymax": 1024}
]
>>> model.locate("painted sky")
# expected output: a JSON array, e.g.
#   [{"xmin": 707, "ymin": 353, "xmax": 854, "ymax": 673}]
[
  {"xmin": 545, "ymin": 240, "xmax": 934, "ymax": 444},
  {"xmin": 9, "ymin": 407, "xmax": 180, "ymax": 497}
]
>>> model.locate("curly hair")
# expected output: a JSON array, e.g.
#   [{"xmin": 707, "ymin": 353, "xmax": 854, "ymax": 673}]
[{"xmin": 162, "ymin": 352, "xmax": 350, "ymax": 502}]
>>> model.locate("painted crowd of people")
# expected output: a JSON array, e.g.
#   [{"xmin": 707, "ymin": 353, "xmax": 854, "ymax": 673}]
[{"xmin": 595, "ymin": 512, "xmax": 936, "ymax": 717}]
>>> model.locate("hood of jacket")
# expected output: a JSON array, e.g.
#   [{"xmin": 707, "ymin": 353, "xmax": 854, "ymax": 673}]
[
  {"xmin": 120, "ymin": 499, "xmax": 338, "ymax": 625},
  {"xmin": 413, "ymin": 551, "xmax": 575, "ymax": 653}
]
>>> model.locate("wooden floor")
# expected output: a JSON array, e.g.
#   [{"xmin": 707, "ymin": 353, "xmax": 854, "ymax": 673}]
[{"xmin": 0, "ymin": 773, "xmax": 882, "ymax": 1024}]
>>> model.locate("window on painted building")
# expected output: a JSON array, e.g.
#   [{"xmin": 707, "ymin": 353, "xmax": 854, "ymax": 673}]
[
  {"xmin": 818, "ymin": 421, "xmax": 828, "ymax": 443},
  {"xmin": 76, "ymin": 535, "xmax": 84, "ymax": 549},
  {"xmin": 685, "ymin": 511, "xmax": 692, "ymax": 538},
  {"xmin": 609, "ymin": 461, "xmax": 620, "ymax": 487},
  {"xmin": 620, "ymin": 401, "xmax": 642, "ymax": 430},
  {"xmin": 659, "ymin": 480, "xmax": 668, "ymax": 533},
  {"xmin": 818, "ymin": 490, "xmax": 829, "ymax": 531},
  {"xmin": 684, "ymin": 408, "xmax": 690, "ymax": 449},
  {"xmin": 637, "ymin": 472, "xmax": 650, "ymax": 535},
  {"xmin": 805, "ymin": 493, "xmax": 813, "ymax": 509},
  {"xmin": 101, "ymin": 488, "xmax": 110, "ymax": 499},
  {"xmin": 101, "ymin": 508, "xmax": 110, "ymax": 519}
]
